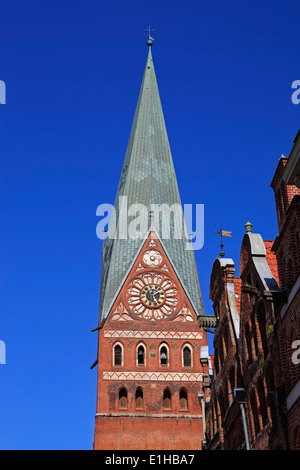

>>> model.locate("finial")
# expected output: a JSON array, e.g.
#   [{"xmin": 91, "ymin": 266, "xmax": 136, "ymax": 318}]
[
  {"xmin": 245, "ymin": 221, "xmax": 253, "ymax": 233},
  {"xmin": 144, "ymin": 25, "xmax": 155, "ymax": 46},
  {"xmin": 213, "ymin": 223, "xmax": 232, "ymax": 258}
]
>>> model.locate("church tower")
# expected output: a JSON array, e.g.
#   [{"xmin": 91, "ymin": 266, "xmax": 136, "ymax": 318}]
[{"xmin": 93, "ymin": 39, "xmax": 210, "ymax": 450}]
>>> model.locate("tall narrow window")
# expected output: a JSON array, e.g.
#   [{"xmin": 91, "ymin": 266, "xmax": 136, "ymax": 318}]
[
  {"xmin": 183, "ymin": 346, "xmax": 192, "ymax": 367},
  {"xmin": 257, "ymin": 378, "xmax": 268, "ymax": 428},
  {"xmin": 250, "ymin": 390, "xmax": 260, "ymax": 436},
  {"xmin": 179, "ymin": 389, "xmax": 188, "ymax": 410},
  {"xmin": 135, "ymin": 387, "xmax": 143, "ymax": 409},
  {"xmin": 119, "ymin": 387, "xmax": 127, "ymax": 409},
  {"xmin": 114, "ymin": 344, "xmax": 122, "ymax": 366},
  {"xmin": 163, "ymin": 388, "xmax": 171, "ymax": 409},
  {"xmin": 160, "ymin": 346, "xmax": 168, "ymax": 365},
  {"xmin": 257, "ymin": 302, "xmax": 268, "ymax": 358},
  {"xmin": 137, "ymin": 345, "xmax": 145, "ymax": 365}
]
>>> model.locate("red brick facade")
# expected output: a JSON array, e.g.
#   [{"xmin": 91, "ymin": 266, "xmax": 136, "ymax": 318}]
[
  {"xmin": 206, "ymin": 228, "xmax": 288, "ymax": 449},
  {"xmin": 206, "ymin": 257, "xmax": 244, "ymax": 449},
  {"xmin": 271, "ymin": 134, "xmax": 300, "ymax": 450},
  {"xmin": 93, "ymin": 232, "xmax": 210, "ymax": 450},
  {"xmin": 205, "ymin": 130, "xmax": 300, "ymax": 450}
]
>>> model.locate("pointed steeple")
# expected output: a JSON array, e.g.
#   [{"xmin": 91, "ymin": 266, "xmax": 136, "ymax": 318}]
[{"xmin": 98, "ymin": 41, "xmax": 205, "ymax": 324}]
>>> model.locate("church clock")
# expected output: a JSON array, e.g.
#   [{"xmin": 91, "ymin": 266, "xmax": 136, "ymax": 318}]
[
  {"xmin": 140, "ymin": 284, "xmax": 165, "ymax": 308},
  {"xmin": 126, "ymin": 273, "xmax": 179, "ymax": 320}
]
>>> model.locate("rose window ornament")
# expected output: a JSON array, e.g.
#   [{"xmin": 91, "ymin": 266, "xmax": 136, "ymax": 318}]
[
  {"xmin": 127, "ymin": 273, "xmax": 179, "ymax": 320},
  {"xmin": 142, "ymin": 250, "xmax": 163, "ymax": 267}
]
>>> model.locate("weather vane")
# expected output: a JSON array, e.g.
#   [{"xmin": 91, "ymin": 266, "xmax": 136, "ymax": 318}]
[
  {"xmin": 144, "ymin": 25, "xmax": 155, "ymax": 41},
  {"xmin": 213, "ymin": 223, "xmax": 232, "ymax": 258}
]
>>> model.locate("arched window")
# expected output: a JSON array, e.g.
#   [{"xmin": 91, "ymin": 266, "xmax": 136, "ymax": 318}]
[
  {"xmin": 118, "ymin": 387, "xmax": 127, "ymax": 409},
  {"xmin": 219, "ymin": 337, "xmax": 224, "ymax": 366},
  {"xmin": 257, "ymin": 378, "xmax": 268, "ymax": 428},
  {"xmin": 114, "ymin": 343, "xmax": 123, "ymax": 366},
  {"xmin": 179, "ymin": 388, "xmax": 188, "ymax": 410},
  {"xmin": 214, "ymin": 348, "xmax": 219, "ymax": 375},
  {"xmin": 218, "ymin": 391, "xmax": 225, "ymax": 422},
  {"xmin": 250, "ymin": 389, "xmax": 260, "ymax": 437},
  {"xmin": 160, "ymin": 344, "xmax": 168, "ymax": 365},
  {"xmin": 257, "ymin": 302, "xmax": 268, "ymax": 358},
  {"xmin": 135, "ymin": 387, "xmax": 143, "ymax": 409},
  {"xmin": 183, "ymin": 345, "xmax": 192, "ymax": 367},
  {"xmin": 245, "ymin": 322, "xmax": 252, "ymax": 365},
  {"xmin": 163, "ymin": 388, "xmax": 171, "ymax": 410},
  {"xmin": 137, "ymin": 344, "xmax": 145, "ymax": 365}
]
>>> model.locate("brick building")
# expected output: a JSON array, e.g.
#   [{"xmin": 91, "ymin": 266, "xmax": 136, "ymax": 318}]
[
  {"xmin": 205, "ymin": 130, "xmax": 300, "ymax": 450},
  {"xmin": 270, "ymin": 130, "xmax": 300, "ymax": 449},
  {"xmin": 92, "ymin": 40, "xmax": 211, "ymax": 450},
  {"xmin": 206, "ymin": 256, "xmax": 243, "ymax": 449}
]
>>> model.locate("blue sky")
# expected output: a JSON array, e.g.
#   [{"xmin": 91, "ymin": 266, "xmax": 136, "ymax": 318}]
[{"xmin": 0, "ymin": 0, "xmax": 299, "ymax": 450}]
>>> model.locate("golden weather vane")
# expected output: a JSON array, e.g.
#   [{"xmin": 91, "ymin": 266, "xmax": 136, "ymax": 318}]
[{"xmin": 213, "ymin": 223, "xmax": 232, "ymax": 258}]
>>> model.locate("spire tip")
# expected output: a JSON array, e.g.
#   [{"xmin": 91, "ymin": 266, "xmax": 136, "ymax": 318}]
[{"xmin": 145, "ymin": 26, "xmax": 155, "ymax": 46}]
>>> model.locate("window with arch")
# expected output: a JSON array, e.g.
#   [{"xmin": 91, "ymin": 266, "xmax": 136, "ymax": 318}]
[
  {"xmin": 218, "ymin": 337, "xmax": 224, "ymax": 366},
  {"xmin": 182, "ymin": 344, "xmax": 192, "ymax": 367},
  {"xmin": 159, "ymin": 344, "xmax": 169, "ymax": 366},
  {"xmin": 118, "ymin": 387, "xmax": 127, "ymax": 409},
  {"xmin": 135, "ymin": 387, "xmax": 143, "ymax": 409},
  {"xmin": 163, "ymin": 388, "xmax": 171, "ymax": 410},
  {"xmin": 245, "ymin": 322, "xmax": 253, "ymax": 365},
  {"xmin": 257, "ymin": 378, "xmax": 268, "ymax": 428},
  {"xmin": 257, "ymin": 302, "xmax": 268, "ymax": 358},
  {"xmin": 179, "ymin": 388, "xmax": 188, "ymax": 410},
  {"xmin": 114, "ymin": 343, "xmax": 123, "ymax": 366},
  {"xmin": 250, "ymin": 389, "xmax": 260, "ymax": 437},
  {"xmin": 224, "ymin": 324, "xmax": 230, "ymax": 355},
  {"xmin": 137, "ymin": 344, "xmax": 145, "ymax": 366}
]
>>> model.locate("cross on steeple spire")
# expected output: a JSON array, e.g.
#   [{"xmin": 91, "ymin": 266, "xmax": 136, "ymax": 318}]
[{"xmin": 144, "ymin": 25, "xmax": 155, "ymax": 45}]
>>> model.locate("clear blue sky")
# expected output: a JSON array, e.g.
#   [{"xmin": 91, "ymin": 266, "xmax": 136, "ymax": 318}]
[{"xmin": 0, "ymin": 0, "xmax": 299, "ymax": 450}]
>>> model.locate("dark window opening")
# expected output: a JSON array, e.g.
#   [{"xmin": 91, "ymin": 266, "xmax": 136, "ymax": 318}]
[
  {"xmin": 119, "ymin": 388, "xmax": 127, "ymax": 409},
  {"xmin": 183, "ymin": 346, "xmax": 191, "ymax": 367},
  {"xmin": 137, "ymin": 345, "xmax": 145, "ymax": 365},
  {"xmin": 160, "ymin": 346, "xmax": 168, "ymax": 365},
  {"xmin": 179, "ymin": 389, "xmax": 188, "ymax": 410},
  {"xmin": 114, "ymin": 344, "xmax": 122, "ymax": 366}
]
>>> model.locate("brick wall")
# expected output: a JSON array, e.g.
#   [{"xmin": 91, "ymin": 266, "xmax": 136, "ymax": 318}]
[{"xmin": 93, "ymin": 233, "xmax": 209, "ymax": 450}]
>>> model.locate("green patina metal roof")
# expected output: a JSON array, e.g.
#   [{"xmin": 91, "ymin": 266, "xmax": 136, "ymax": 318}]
[{"xmin": 98, "ymin": 42, "xmax": 205, "ymax": 323}]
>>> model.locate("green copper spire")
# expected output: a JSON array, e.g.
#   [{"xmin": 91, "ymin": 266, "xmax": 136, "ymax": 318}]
[{"xmin": 98, "ymin": 42, "xmax": 205, "ymax": 323}]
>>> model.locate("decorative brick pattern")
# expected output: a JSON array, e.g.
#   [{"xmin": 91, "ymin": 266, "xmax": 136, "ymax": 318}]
[{"xmin": 94, "ymin": 232, "xmax": 209, "ymax": 450}]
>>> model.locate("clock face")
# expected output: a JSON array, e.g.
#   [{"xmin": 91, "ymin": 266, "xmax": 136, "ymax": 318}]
[
  {"xmin": 127, "ymin": 273, "xmax": 179, "ymax": 320},
  {"xmin": 140, "ymin": 284, "xmax": 165, "ymax": 308}
]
